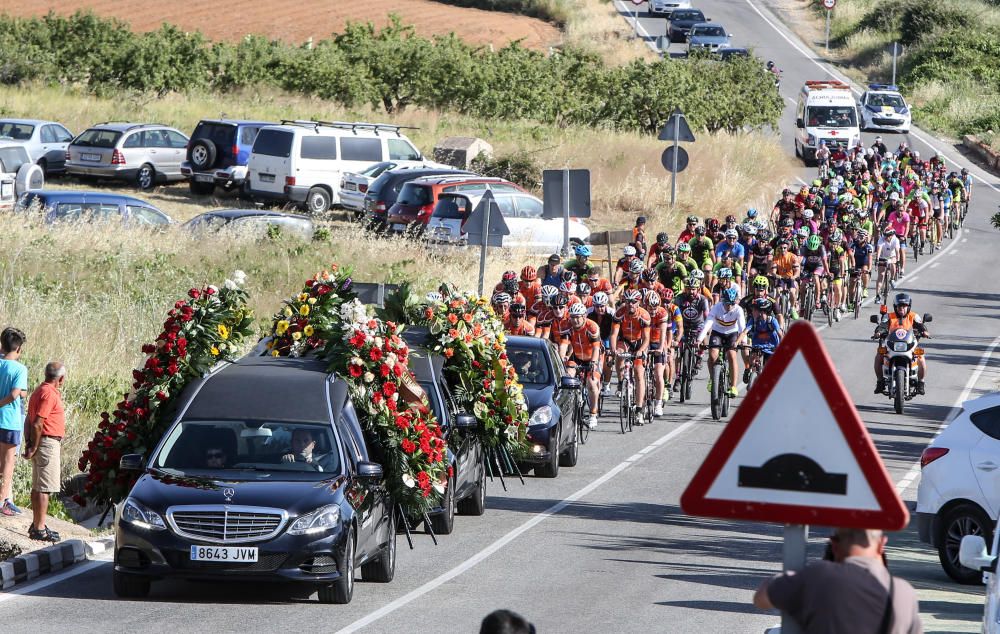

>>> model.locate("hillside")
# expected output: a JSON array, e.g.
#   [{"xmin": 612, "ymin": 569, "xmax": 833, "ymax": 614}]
[{"xmin": 0, "ymin": 0, "xmax": 562, "ymax": 50}]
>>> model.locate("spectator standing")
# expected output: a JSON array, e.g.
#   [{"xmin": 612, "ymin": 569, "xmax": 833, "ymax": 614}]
[
  {"xmin": 752, "ymin": 527, "xmax": 922, "ymax": 633},
  {"xmin": 0, "ymin": 327, "xmax": 28, "ymax": 517},
  {"xmin": 23, "ymin": 361, "xmax": 66, "ymax": 542}
]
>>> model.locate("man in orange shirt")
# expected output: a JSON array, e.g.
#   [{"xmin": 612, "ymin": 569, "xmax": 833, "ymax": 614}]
[
  {"xmin": 23, "ymin": 361, "xmax": 67, "ymax": 543},
  {"xmin": 610, "ymin": 289, "xmax": 652, "ymax": 425},
  {"xmin": 644, "ymin": 290, "xmax": 669, "ymax": 417},
  {"xmin": 557, "ymin": 303, "xmax": 602, "ymax": 429},
  {"xmin": 518, "ymin": 266, "xmax": 541, "ymax": 309}
]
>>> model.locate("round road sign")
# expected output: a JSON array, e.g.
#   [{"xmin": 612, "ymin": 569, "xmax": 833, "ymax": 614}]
[
  {"xmin": 661, "ymin": 146, "xmax": 689, "ymax": 173},
  {"xmin": 822, "ymin": 0, "xmax": 836, "ymax": 9},
  {"xmin": 631, "ymin": 0, "xmax": 644, "ymax": 5}
]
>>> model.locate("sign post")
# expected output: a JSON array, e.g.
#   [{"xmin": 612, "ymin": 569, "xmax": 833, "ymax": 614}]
[
  {"xmin": 562, "ymin": 167, "xmax": 571, "ymax": 257},
  {"xmin": 681, "ymin": 322, "xmax": 908, "ymax": 634},
  {"xmin": 658, "ymin": 108, "xmax": 695, "ymax": 206},
  {"xmin": 463, "ymin": 190, "xmax": 510, "ymax": 297},
  {"xmin": 543, "ymin": 169, "xmax": 591, "ymax": 256},
  {"xmin": 630, "ymin": 0, "xmax": 643, "ymax": 37},
  {"xmin": 891, "ymin": 42, "xmax": 900, "ymax": 85},
  {"xmin": 822, "ymin": 0, "xmax": 836, "ymax": 53}
]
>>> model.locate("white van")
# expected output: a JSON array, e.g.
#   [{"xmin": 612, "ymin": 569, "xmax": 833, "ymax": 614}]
[
  {"xmin": 246, "ymin": 120, "xmax": 425, "ymax": 214},
  {"xmin": 793, "ymin": 80, "xmax": 863, "ymax": 166}
]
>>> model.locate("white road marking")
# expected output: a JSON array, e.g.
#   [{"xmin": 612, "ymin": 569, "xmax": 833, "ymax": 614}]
[
  {"xmin": 907, "ymin": 275, "xmax": 919, "ymax": 283},
  {"xmin": 335, "ymin": 410, "xmax": 709, "ymax": 633},
  {"xmin": 962, "ymin": 238, "xmax": 968, "ymax": 243},
  {"xmin": 930, "ymin": 262, "xmax": 940, "ymax": 269},
  {"xmin": 896, "ymin": 335, "xmax": 1000, "ymax": 494},
  {"xmin": 0, "ymin": 558, "xmax": 107, "ymax": 603}
]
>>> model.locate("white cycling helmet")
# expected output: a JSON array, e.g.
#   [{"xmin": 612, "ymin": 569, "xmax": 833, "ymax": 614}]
[
  {"xmin": 569, "ymin": 303, "xmax": 588, "ymax": 317},
  {"xmin": 691, "ymin": 269, "xmax": 705, "ymax": 281},
  {"xmin": 623, "ymin": 245, "xmax": 637, "ymax": 257},
  {"xmin": 592, "ymin": 292, "xmax": 609, "ymax": 307},
  {"xmin": 802, "ymin": 209, "xmax": 814, "ymax": 220},
  {"xmin": 644, "ymin": 291, "xmax": 661, "ymax": 308}
]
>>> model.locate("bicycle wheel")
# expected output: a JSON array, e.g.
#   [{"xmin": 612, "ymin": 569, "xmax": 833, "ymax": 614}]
[
  {"xmin": 645, "ymin": 363, "xmax": 656, "ymax": 423},
  {"xmin": 825, "ymin": 287, "xmax": 834, "ymax": 328},
  {"xmin": 678, "ymin": 349, "xmax": 689, "ymax": 404},
  {"xmin": 853, "ymin": 281, "xmax": 862, "ymax": 320},
  {"xmin": 720, "ymin": 361, "xmax": 731, "ymax": 418},
  {"xmin": 912, "ymin": 235, "xmax": 919, "ymax": 262},
  {"xmin": 577, "ymin": 387, "xmax": 589, "ymax": 446},
  {"xmin": 710, "ymin": 362, "xmax": 722, "ymax": 420},
  {"xmin": 618, "ymin": 379, "xmax": 630, "ymax": 434}
]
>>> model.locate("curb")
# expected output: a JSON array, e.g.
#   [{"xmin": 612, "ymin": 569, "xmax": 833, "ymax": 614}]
[{"xmin": 0, "ymin": 539, "xmax": 86, "ymax": 590}]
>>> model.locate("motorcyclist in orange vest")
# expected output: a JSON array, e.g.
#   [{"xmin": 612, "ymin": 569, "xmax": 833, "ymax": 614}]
[{"xmin": 873, "ymin": 293, "xmax": 930, "ymax": 395}]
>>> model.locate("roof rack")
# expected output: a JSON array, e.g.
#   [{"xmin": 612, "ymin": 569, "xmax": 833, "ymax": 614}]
[
  {"xmin": 803, "ymin": 80, "xmax": 851, "ymax": 91},
  {"xmin": 278, "ymin": 119, "xmax": 419, "ymax": 136},
  {"xmin": 93, "ymin": 122, "xmax": 166, "ymax": 130}
]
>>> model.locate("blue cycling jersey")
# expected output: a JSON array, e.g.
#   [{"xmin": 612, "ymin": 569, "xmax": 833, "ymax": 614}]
[{"xmin": 747, "ymin": 316, "xmax": 781, "ymax": 352}]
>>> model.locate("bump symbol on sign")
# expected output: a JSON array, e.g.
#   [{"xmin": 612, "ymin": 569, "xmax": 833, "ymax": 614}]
[{"xmin": 738, "ymin": 453, "xmax": 848, "ymax": 495}]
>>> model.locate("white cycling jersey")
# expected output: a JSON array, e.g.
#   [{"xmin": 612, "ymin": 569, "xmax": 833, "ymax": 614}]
[
  {"xmin": 697, "ymin": 302, "xmax": 746, "ymax": 341},
  {"xmin": 875, "ymin": 236, "xmax": 901, "ymax": 262}
]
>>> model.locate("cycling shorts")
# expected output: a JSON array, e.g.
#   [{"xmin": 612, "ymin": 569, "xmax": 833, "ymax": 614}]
[
  {"xmin": 616, "ymin": 339, "xmax": 646, "ymax": 369},
  {"xmin": 708, "ymin": 331, "xmax": 739, "ymax": 350},
  {"xmin": 801, "ymin": 266, "xmax": 825, "ymax": 277},
  {"xmin": 776, "ymin": 278, "xmax": 796, "ymax": 290},
  {"xmin": 648, "ymin": 342, "xmax": 665, "ymax": 365}
]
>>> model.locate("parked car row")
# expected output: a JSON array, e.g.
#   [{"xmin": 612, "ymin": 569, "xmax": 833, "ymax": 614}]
[{"xmin": 113, "ymin": 321, "xmax": 583, "ymax": 603}]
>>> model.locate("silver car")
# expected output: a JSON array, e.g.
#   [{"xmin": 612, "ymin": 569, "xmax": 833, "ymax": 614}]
[
  {"xmin": 687, "ymin": 23, "xmax": 732, "ymax": 52},
  {"xmin": 66, "ymin": 123, "xmax": 189, "ymax": 190},
  {"xmin": 0, "ymin": 119, "xmax": 74, "ymax": 174}
]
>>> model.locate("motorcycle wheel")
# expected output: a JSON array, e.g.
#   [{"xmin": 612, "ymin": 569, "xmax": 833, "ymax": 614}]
[{"xmin": 893, "ymin": 367, "xmax": 906, "ymax": 415}]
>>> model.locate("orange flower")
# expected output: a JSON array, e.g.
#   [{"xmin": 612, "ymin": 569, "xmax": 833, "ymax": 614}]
[
  {"xmin": 464, "ymin": 334, "xmax": 473, "ymax": 344},
  {"xmin": 463, "ymin": 313, "xmax": 473, "ymax": 323},
  {"xmin": 448, "ymin": 328, "xmax": 459, "ymax": 338},
  {"xmin": 444, "ymin": 348, "xmax": 454, "ymax": 358},
  {"xmin": 424, "ymin": 308, "xmax": 434, "ymax": 320},
  {"xmin": 447, "ymin": 313, "xmax": 458, "ymax": 325},
  {"xmin": 472, "ymin": 323, "xmax": 483, "ymax": 336}
]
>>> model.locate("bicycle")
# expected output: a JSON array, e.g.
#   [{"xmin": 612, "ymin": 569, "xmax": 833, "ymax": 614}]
[
  {"xmin": 799, "ymin": 276, "xmax": 816, "ymax": 323},
  {"xmin": 742, "ymin": 345, "xmax": 768, "ymax": 392},
  {"xmin": 617, "ymin": 353, "xmax": 636, "ymax": 434},
  {"xmin": 574, "ymin": 362, "xmax": 598, "ymax": 445},
  {"xmin": 643, "ymin": 353, "xmax": 657, "ymax": 424},
  {"xmin": 820, "ymin": 275, "xmax": 834, "ymax": 328},
  {"xmin": 848, "ymin": 268, "xmax": 865, "ymax": 320},
  {"xmin": 706, "ymin": 340, "xmax": 735, "ymax": 421},
  {"xmin": 675, "ymin": 335, "xmax": 698, "ymax": 404},
  {"xmin": 874, "ymin": 258, "xmax": 893, "ymax": 303}
]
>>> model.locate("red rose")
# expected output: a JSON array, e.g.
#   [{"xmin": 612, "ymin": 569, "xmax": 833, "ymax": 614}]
[
  {"xmin": 367, "ymin": 319, "xmax": 377, "ymax": 330},
  {"xmin": 306, "ymin": 279, "xmax": 315, "ymax": 287},
  {"xmin": 156, "ymin": 391, "xmax": 168, "ymax": 401},
  {"xmin": 380, "ymin": 364, "xmax": 391, "ymax": 378},
  {"xmin": 372, "ymin": 391, "xmax": 383, "ymax": 405},
  {"xmin": 392, "ymin": 364, "xmax": 404, "ymax": 377},
  {"xmin": 167, "ymin": 362, "xmax": 179, "ymax": 376},
  {"xmin": 142, "ymin": 344, "xmax": 156, "ymax": 354},
  {"xmin": 382, "ymin": 382, "xmax": 396, "ymax": 397},
  {"xmin": 369, "ymin": 347, "xmax": 382, "ymax": 362},
  {"xmin": 315, "ymin": 284, "xmax": 331, "ymax": 296},
  {"xmin": 386, "ymin": 398, "xmax": 397, "ymax": 412},
  {"xmin": 348, "ymin": 364, "xmax": 363, "ymax": 378},
  {"xmin": 188, "ymin": 289, "xmax": 201, "ymax": 299},
  {"xmin": 205, "ymin": 286, "xmax": 216, "ymax": 296},
  {"xmin": 401, "ymin": 439, "xmax": 416, "ymax": 454}
]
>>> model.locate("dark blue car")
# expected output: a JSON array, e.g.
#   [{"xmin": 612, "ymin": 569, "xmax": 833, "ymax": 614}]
[
  {"xmin": 16, "ymin": 190, "xmax": 173, "ymax": 226},
  {"xmin": 503, "ymin": 336, "xmax": 581, "ymax": 478},
  {"xmin": 181, "ymin": 119, "xmax": 273, "ymax": 195}
]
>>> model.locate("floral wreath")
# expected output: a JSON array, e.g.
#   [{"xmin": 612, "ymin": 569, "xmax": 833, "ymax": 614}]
[{"xmin": 76, "ymin": 272, "xmax": 255, "ymax": 507}]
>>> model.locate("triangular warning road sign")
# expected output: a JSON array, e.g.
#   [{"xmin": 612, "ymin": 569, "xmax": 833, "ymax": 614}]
[{"xmin": 680, "ymin": 322, "xmax": 909, "ymax": 530}]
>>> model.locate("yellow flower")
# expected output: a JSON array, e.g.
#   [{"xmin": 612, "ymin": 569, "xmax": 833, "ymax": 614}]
[
  {"xmin": 308, "ymin": 297, "xmax": 317, "ymax": 305},
  {"xmin": 283, "ymin": 306, "xmax": 293, "ymax": 318},
  {"xmin": 299, "ymin": 304, "xmax": 310, "ymax": 316},
  {"xmin": 217, "ymin": 324, "xmax": 230, "ymax": 340},
  {"xmin": 276, "ymin": 320, "xmax": 289, "ymax": 335},
  {"xmin": 298, "ymin": 293, "xmax": 309, "ymax": 302},
  {"xmin": 292, "ymin": 331, "xmax": 302, "ymax": 341},
  {"xmin": 271, "ymin": 349, "xmax": 280, "ymax": 357},
  {"xmin": 304, "ymin": 325, "xmax": 315, "ymax": 337},
  {"xmin": 210, "ymin": 346, "xmax": 220, "ymax": 356}
]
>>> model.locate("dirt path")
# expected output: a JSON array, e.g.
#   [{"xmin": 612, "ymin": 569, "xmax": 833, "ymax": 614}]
[{"xmin": 0, "ymin": 0, "xmax": 563, "ymax": 50}]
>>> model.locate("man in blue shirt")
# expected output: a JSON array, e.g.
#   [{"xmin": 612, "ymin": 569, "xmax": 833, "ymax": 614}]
[
  {"xmin": 0, "ymin": 327, "xmax": 28, "ymax": 516},
  {"xmin": 714, "ymin": 229, "xmax": 745, "ymax": 262},
  {"xmin": 743, "ymin": 298, "xmax": 782, "ymax": 384}
]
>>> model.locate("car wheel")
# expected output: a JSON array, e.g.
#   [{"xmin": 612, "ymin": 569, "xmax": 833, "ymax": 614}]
[
  {"xmin": 189, "ymin": 139, "xmax": 217, "ymax": 170},
  {"xmin": 559, "ymin": 417, "xmax": 579, "ymax": 468},
  {"xmin": 938, "ymin": 504, "xmax": 992, "ymax": 585},
  {"xmin": 136, "ymin": 164, "xmax": 156, "ymax": 191},
  {"xmin": 112, "ymin": 569, "xmax": 151, "ymax": 599},
  {"xmin": 457, "ymin": 463, "xmax": 486, "ymax": 516},
  {"xmin": 535, "ymin": 427, "xmax": 561, "ymax": 478},
  {"xmin": 306, "ymin": 187, "xmax": 332, "ymax": 215},
  {"xmin": 189, "ymin": 180, "xmax": 215, "ymax": 196},
  {"xmin": 428, "ymin": 475, "xmax": 455, "ymax": 535},
  {"xmin": 319, "ymin": 525, "xmax": 355, "ymax": 603},
  {"xmin": 361, "ymin": 511, "xmax": 396, "ymax": 583}
]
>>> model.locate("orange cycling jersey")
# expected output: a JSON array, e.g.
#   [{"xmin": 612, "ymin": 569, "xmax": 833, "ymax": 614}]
[
  {"xmin": 549, "ymin": 316, "xmax": 573, "ymax": 344},
  {"xmin": 565, "ymin": 320, "xmax": 601, "ymax": 360},
  {"xmin": 774, "ymin": 252, "xmax": 799, "ymax": 278},
  {"xmin": 589, "ymin": 278, "xmax": 613, "ymax": 295},
  {"xmin": 519, "ymin": 281, "xmax": 541, "ymax": 307},
  {"xmin": 613, "ymin": 306, "xmax": 651, "ymax": 342},
  {"xmin": 504, "ymin": 317, "xmax": 535, "ymax": 336},
  {"xmin": 648, "ymin": 306, "xmax": 669, "ymax": 344}
]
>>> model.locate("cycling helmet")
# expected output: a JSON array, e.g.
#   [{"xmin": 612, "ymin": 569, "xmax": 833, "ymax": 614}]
[
  {"xmin": 718, "ymin": 267, "xmax": 734, "ymax": 279},
  {"xmin": 636, "ymin": 215, "xmax": 647, "ymax": 225},
  {"xmin": 746, "ymin": 207, "xmax": 758, "ymax": 219},
  {"xmin": 540, "ymin": 285, "xmax": 559, "ymax": 304},
  {"xmin": 501, "ymin": 270, "xmax": 517, "ymax": 283},
  {"xmin": 520, "ymin": 265, "xmax": 537, "ymax": 282},
  {"xmin": 722, "ymin": 287, "xmax": 739, "ymax": 305},
  {"xmin": 752, "ymin": 275, "xmax": 770, "ymax": 289},
  {"xmin": 782, "ymin": 188, "xmax": 792, "ymax": 196},
  {"xmin": 559, "ymin": 281, "xmax": 576, "ymax": 294},
  {"xmin": 502, "ymin": 279, "xmax": 518, "ymax": 295},
  {"xmin": 724, "ymin": 228, "xmax": 738, "ymax": 239},
  {"xmin": 856, "ymin": 229, "xmax": 869, "ymax": 241},
  {"xmin": 780, "ymin": 218, "xmax": 794, "ymax": 228},
  {"xmin": 694, "ymin": 226, "xmax": 707, "ymax": 236},
  {"xmin": 623, "ymin": 289, "xmax": 642, "ymax": 303},
  {"xmin": 569, "ymin": 302, "xmax": 588, "ymax": 317},
  {"xmin": 830, "ymin": 229, "xmax": 844, "ymax": 243},
  {"xmin": 592, "ymin": 292, "xmax": 610, "ymax": 307},
  {"xmin": 623, "ymin": 245, "xmax": 637, "ymax": 257},
  {"xmin": 551, "ymin": 295, "xmax": 569, "ymax": 310},
  {"xmin": 685, "ymin": 276, "xmax": 701, "ymax": 288},
  {"xmin": 796, "ymin": 227, "xmax": 810, "ymax": 239},
  {"xmin": 492, "ymin": 292, "xmax": 511, "ymax": 305},
  {"xmin": 577, "ymin": 282, "xmax": 591, "ymax": 295},
  {"xmin": 659, "ymin": 243, "xmax": 676, "ymax": 257},
  {"xmin": 574, "ymin": 244, "xmax": 592, "ymax": 258},
  {"xmin": 644, "ymin": 291, "xmax": 661, "ymax": 308},
  {"xmin": 725, "ymin": 214, "xmax": 738, "ymax": 225},
  {"xmin": 510, "ymin": 302, "xmax": 526, "ymax": 316},
  {"xmin": 641, "ymin": 269, "xmax": 658, "ymax": 283},
  {"xmin": 961, "ymin": 167, "xmax": 969, "ymax": 175},
  {"xmin": 883, "ymin": 227, "xmax": 896, "ymax": 236},
  {"xmin": 661, "ymin": 288, "xmax": 675, "ymax": 303},
  {"xmin": 628, "ymin": 259, "xmax": 644, "ymax": 274},
  {"xmin": 888, "ymin": 192, "xmax": 900, "ymax": 201},
  {"xmin": 759, "ymin": 228, "xmax": 773, "ymax": 242},
  {"xmin": 753, "ymin": 298, "xmax": 774, "ymax": 313},
  {"xmin": 656, "ymin": 232, "xmax": 669, "ymax": 244},
  {"xmin": 676, "ymin": 242, "xmax": 691, "ymax": 254},
  {"xmin": 743, "ymin": 223, "xmax": 758, "ymax": 236},
  {"xmin": 776, "ymin": 240, "xmax": 790, "ymax": 250},
  {"xmin": 806, "ymin": 235, "xmax": 821, "ymax": 250},
  {"xmin": 802, "ymin": 209, "xmax": 814, "ymax": 220},
  {"xmin": 686, "ymin": 215, "xmax": 699, "ymax": 224},
  {"xmin": 766, "ymin": 60, "xmax": 775, "ymax": 70},
  {"xmin": 560, "ymin": 270, "xmax": 577, "ymax": 283},
  {"xmin": 707, "ymin": 218, "xmax": 721, "ymax": 232},
  {"xmin": 691, "ymin": 269, "xmax": 706, "ymax": 281}
]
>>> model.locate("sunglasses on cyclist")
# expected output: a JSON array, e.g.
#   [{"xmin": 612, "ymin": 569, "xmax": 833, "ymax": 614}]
[{"xmin": 626, "ymin": 299, "xmax": 640, "ymax": 305}]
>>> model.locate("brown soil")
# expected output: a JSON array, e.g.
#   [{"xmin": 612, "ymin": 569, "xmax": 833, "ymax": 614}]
[
  {"xmin": 0, "ymin": 509, "xmax": 97, "ymax": 561},
  {"xmin": 0, "ymin": 0, "xmax": 562, "ymax": 50}
]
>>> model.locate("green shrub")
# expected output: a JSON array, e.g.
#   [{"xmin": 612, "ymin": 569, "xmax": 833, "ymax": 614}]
[
  {"xmin": 471, "ymin": 150, "xmax": 542, "ymax": 189},
  {"xmin": 899, "ymin": 2, "xmax": 974, "ymax": 45},
  {"xmin": 903, "ymin": 27, "xmax": 1000, "ymax": 87},
  {"xmin": 855, "ymin": 0, "xmax": 912, "ymax": 35}
]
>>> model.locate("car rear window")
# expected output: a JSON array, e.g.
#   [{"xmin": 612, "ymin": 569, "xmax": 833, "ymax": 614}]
[
  {"xmin": 673, "ymin": 10, "xmax": 703, "ymax": 20},
  {"xmin": 0, "ymin": 122, "xmax": 34, "ymax": 141},
  {"xmin": 253, "ymin": 128, "xmax": 293, "ymax": 158},
  {"xmin": 192, "ymin": 122, "xmax": 237, "ymax": 146},
  {"xmin": 971, "ymin": 407, "xmax": 1000, "ymax": 440},
  {"xmin": 693, "ymin": 26, "xmax": 725, "ymax": 37},
  {"xmin": 397, "ymin": 183, "xmax": 433, "ymax": 206},
  {"xmin": 432, "ymin": 196, "xmax": 469, "ymax": 220},
  {"xmin": 0, "ymin": 146, "xmax": 29, "ymax": 173},
  {"xmin": 341, "ymin": 137, "xmax": 382, "ymax": 162},
  {"xmin": 300, "ymin": 136, "xmax": 338, "ymax": 160},
  {"xmin": 74, "ymin": 129, "xmax": 122, "ymax": 149},
  {"xmin": 240, "ymin": 126, "xmax": 263, "ymax": 146}
]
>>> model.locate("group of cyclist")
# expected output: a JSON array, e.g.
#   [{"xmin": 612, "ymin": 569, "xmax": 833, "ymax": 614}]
[{"xmin": 487, "ymin": 138, "xmax": 968, "ymax": 425}]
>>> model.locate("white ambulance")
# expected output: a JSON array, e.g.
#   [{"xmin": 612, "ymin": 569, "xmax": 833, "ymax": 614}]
[{"xmin": 794, "ymin": 80, "xmax": 862, "ymax": 166}]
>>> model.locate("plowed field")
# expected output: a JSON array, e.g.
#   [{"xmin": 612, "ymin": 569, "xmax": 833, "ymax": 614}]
[{"xmin": 0, "ymin": 0, "xmax": 561, "ymax": 50}]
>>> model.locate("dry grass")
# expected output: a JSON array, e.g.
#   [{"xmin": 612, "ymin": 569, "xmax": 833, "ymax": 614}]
[{"xmin": 563, "ymin": 0, "xmax": 657, "ymax": 64}]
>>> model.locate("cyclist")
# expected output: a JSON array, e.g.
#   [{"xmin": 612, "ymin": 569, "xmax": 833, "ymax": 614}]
[
  {"xmin": 873, "ymin": 293, "xmax": 930, "ymax": 395},
  {"xmin": 677, "ymin": 215, "xmax": 699, "ymax": 243},
  {"xmin": 614, "ymin": 259, "xmax": 646, "ymax": 301},
  {"xmin": 519, "ymin": 266, "xmax": 542, "ymax": 308},
  {"xmin": 609, "ymin": 289, "xmax": 652, "ymax": 425},
  {"xmin": 772, "ymin": 188, "xmax": 797, "ymax": 226},
  {"xmin": 960, "ymin": 167, "xmax": 973, "ymax": 213},
  {"xmin": 715, "ymin": 229, "xmax": 745, "ymax": 263},
  {"xmin": 848, "ymin": 229, "xmax": 873, "ymax": 307},
  {"xmin": 647, "ymin": 232, "xmax": 672, "ymax": 267},
  {"xmin": 906, "ymin": 193, "xmax": 930, "ymax": 257},
  {"xmin": 874, "ymin": 227, "xmax": 901, "ymax": 303},
  {"xmin": 747, "ymin": 228, "xmax": 775, "ymax": 281},
  {"xmin": 675, "ymin": 241, "xmax": 699, "ymax": 274},
  {"xmin": 771, "ymin": 240, "xmax": 801, "ymax": 320},
  {"xmin": 494, "ymin": 270, "xmax": 527, "ymax": 306},
  {"xmin": 740, "ymin": 275, "xmax": 776, "ymax": 327},
  {"xmin": 590, "ymin": 292, "xmax": 617, "ymax": 397},
  {"xmin": 656, "ymin": 247, "xmax": 689, "ymax": 295},
  {"xmin": 575, "ymin": 282, "xmax": 594, "ymax": 310},
  {"xmin": 743, "ymin": 297, "xmax": 782, "ymax": 382},
  {"xmin": 827, "ymin": 230, "xmax": 848, "ymax": 320},
  {"xmin": 586, "ymin": 267, "xmax": 614, "ymax": 296},
  {"xmin": 505, "ymin": 302, "xmax": 536, "ymax": 336},
  {"xmin": 816, "ymin": 142, "xmax": 831, "ymax": 178},
  {"xmin": 564, "ymin": 244, "xmax": 594, "ymax": 281},
  {"xmin": 697, "ymin": 287, "xmax": 747, "ymax": 399},
  {"xmin": 541, "ymin": 294, "xmax": 570, "ymax": 342},
  {"xmin": 799, "ymin": 234, "xmax": 829, "ymax": 312},
  {"xmin": 632, "ymin": 216, "xmax": 649, "ymax": 259},
  {"xmin": 712, "ymin": 267, "xmax": 739, "ymax": 304},
  {"xmin": 644, "ymin": 290, "xmax": 670, "ymax": 417},
  {"xmin": 662, "ymin": 288, "xmax": 683, "ymax": 401},
  {"xmin": 614, "ymin": 246, "xmax": 639, "ymax": 286},
  {"xmin": 689, "ymin": 226, "xmax": 715, "ymax": 269},
  {"xmin": 491, "ymin": 292, "xmax": 512, "ymax": 321},
  {"xmin": 639, "ymin": 268, "xmax": 667, "ymax": 300},
  {"xmin": 557, "ymin": 303, "xmax": 602, "ymax": 430},
  {"xmin": 674, "ymin": 276, "xmax": 710, "ymax": 388},
  {"xmin": 529, "ymin": 285, "xmax": 559, "ymax": 334}
]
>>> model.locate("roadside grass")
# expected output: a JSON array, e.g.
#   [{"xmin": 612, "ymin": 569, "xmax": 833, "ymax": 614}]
[
  {"xmin": 564, "ymin": 0, "xmax": 657, "ymax": 64},
  {"xmin": 0, "ymin": 82, "xmax": 795, "ymax": 491}
]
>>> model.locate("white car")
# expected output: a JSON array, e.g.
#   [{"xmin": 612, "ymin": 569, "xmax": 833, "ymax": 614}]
[
  {"xmin": 339, "ymin": 160, "xmax": 448, "ymax": 216},
  {"xmin": 960, "ymin": 518, "xmax": 1000, "ymax": 632},
  {"xmin": 0, "ymin": 118, "xmax": 73, "ymax": 175},
  {"xmin": 858, "ymin": 84, "xmax": 911, "ymax": 133},
  {"xmin": 0, "ymin": 140, "xmax": 44, "ymax": 210},
  {"xmin": 917, "ymin": 391, "xmax": 1000, "ymax": 584},
  {"xmin": 649, "ymin": 0, "xmax": 691, "ymax": 16},
  {"xmin": 426, "ymin": 190, "xmax": 590, "ymax": 253}
]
